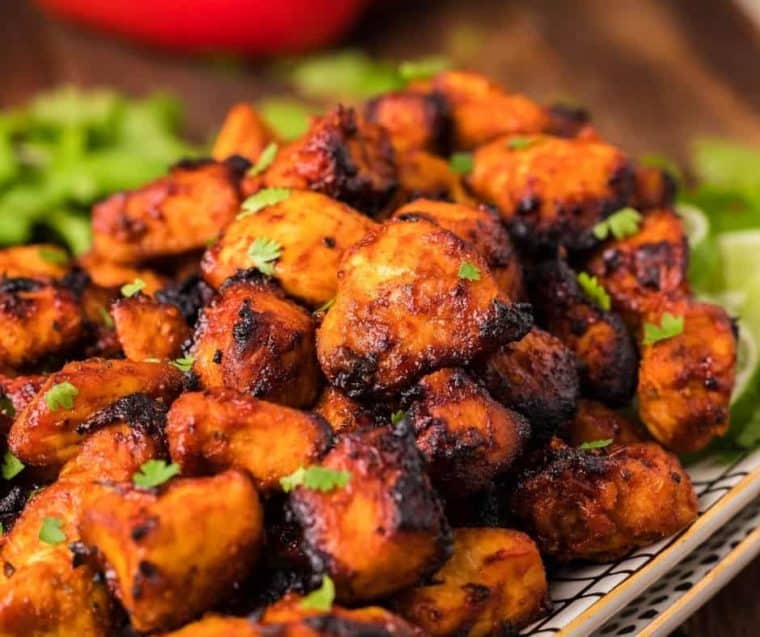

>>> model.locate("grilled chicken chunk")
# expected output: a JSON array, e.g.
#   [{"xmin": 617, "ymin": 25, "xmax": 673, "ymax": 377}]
[
  {"xmin": 563, "ymin": 399, "xmax": 645, "ymax": 447},
  {"xmin": 317, "ymin": 216, "xmax": 532, "ymax": 397},
  {"xmin": 81, "ymin": 469, "xmax": 264, "ymax": 633},
  {"xmin": 77, "ymin": 252, "xmax": 168, "ymax": 295},
  {"xmin": 512, "ymin": 440, "xmax": 697, "ymax": 561},
  {"xmin": 391, "ymin": 150, "xmax": 477, "ymax": 210},
  {"xmin": 202, "ymin": 190, "xmax": 376, "ymax": 306},
  {"xmin": 0, "ymin": 244, "xmax": 70, "ymax": 280},
  {"xmin": 191, "ymin": 273, "xmax": 320, "ymax": 407},
  {"xmin": 393, "ymin": 528, "xmax": 548, "ymax": 636},
  {"xmin": 212, "ymin": 103, "xmax": 276, "ymax": 163},
  {"xmin": 112, "ymin": 294, "xmax": 191, "ymax": 361},
  {"xmin": 314, "ymin": 387, "xmax": 376, "ymax": 435},
  {"xmin": 289, "ymin": 425, "xmax": 451, "ymax": 601}
]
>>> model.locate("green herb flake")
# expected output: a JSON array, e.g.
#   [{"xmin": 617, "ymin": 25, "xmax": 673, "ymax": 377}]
[
  {"xmin": 249, "ymin": 142, "xmax": 278, "ymax": 177},
  {"xmin": 121, "ymin": 278, "xmax": 146, "ymax": 297},
  {"xmin": 398, "ymin": 56, "xmax": 451, "ymax": 83},
  {"xmin": 247, "ymin": 237, "xmax": 282, "ymax": 276},
  {"xmin": 390, "ymin": 410, "xmax": 407, "ymax": 425},
  {"xmin": 280, "ymin": 466, "xmax": 351, "ymax": 493},
  {"xmin": 0, "ymin": 395, "xmax": 15, "ymax": 419},
  {"xmin": 133, "ymin": 459, "xmax": 180, "ymax": 489},
  {"xmin": 238, "ymin": 187, "xmax": 291, "ymax": 219},
  {"xmin": 1, "ymin": 451, "xmax": 24, "ymax": 480},
  {"xmin": 98, "ymin": 306, "xmax": 114, "ymax": 328},
  {"xmin": 301, "ymin": 574, "xmax": 335, "ymax": 612},
  {"xmin": 576, "ymin": 272, "xmax": 611, "ymax": 311},
  {"xmin": 0, "ymin": 522, "xmax": 4, "ymax": 535},
  {"xmin": 170, "ymin": 355, "xmax": 194, "ymax": 373},
  {"xmin": 44, "ymin": 381, "xmax": 78, "ymax": 412},
  {"xmin": 592, "ymin": 207, "xmax": 643, "ymax": 240},
  {"xmin": 39, "ymin": 516, "xmax": 66, "ymax": 545},
  {"xmin": 507, "ymin": 136, "xmax": 536, "ymax": 150},
  {"xmin": 578, "ymin": 439, "xmax": 613, "ymax": 450},
  {"xmin": 448, "ymin": 152, "xmax": 473, "ymax": 175},
  {"xmin": 458, "ymin": 262, "xmax": 481, "ymax": 281},
  {"xmin": 643, "ymin": 313, "xmax": 685, "ymax": 346},
  {"xmin": 314, "ymin": 297, "xmax": 336, "ymax": 314},
  {"xmin": 38, "ymin": 247, "xmax": 69, "ymax": 265}
]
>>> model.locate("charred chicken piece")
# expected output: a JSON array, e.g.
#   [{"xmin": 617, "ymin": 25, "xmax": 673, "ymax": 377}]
[
  {"xmin": 528, "ymin": 257, "xmax": 637, "ymax": 405},
  {"xmin": 317, "ymin": 217, "xmax": 532, "ymax": 397},
  {"xmin": 77, "ymin": 252, "xmax": 168, "ymax": 295},
  {"xmin": 9, "ymin": 358, "xmax": 183, "ymax": 469},
  {"xmin": 202, "ymin": 190, "xmax": 376, "ymax": 306},
  {"xmin": 511, "ymin": 440, "xmax": 698, "ymax": 562},
  {"xmin": 393, "ymin": 198, "xmax": 524, "ymax": 300},
  {"xmin": 92, "ymin": 158, "xmax": 246, "ymax": 264},
  {"xmin": 191, "ymin": 274, "xmax": 320, "ymax": 408},
  {"xmin": 263, "ymin": 106, "xmax": 397, "ymax": 216},
  {"xmin": 391, "ymin": 150, "xmax": 477, "ymax": 210},
  {"xmin": 212, "ymin": 103, "xmax": 276, "ymax": 163},
  {"xmin": 407, "ymin": 368, "xmax": 530, "ymax": 497},
  {"xmin": 80, "ymin": 469, "xmax": 264, "ymax": 634},
  {"xmin": 314, "ymin": 386, "xmax": 377, "ymax": 435},
  {"xmin": 563, "ymin": 399, "xmax": 645, "ymax": 447},
  {"xmin": 632, "ymin": 166, "xmax": 677, "ymax": 211},
  {"xmin": 289, "ymin": 425, "xmax": 451, "ymax": 601},
  {"xmin": 112, "ymin": 294, "xmax": 191, "ymax": 362},
  {"xmin": 478, "ymin": 327, "xmax": 580, "ymax": 441},
  {"xmin": 637, "ymin": 298, "xmax": 736, "ymax": 452},
  {"xmin": 0, "ymin": 244, "xmax": 70, "ymax": 280},
  {"xmin": 166, "ymin": 388, "xmax": 332, "ymax": 491},
  {"xmin": 393, "ymin": 527, "xmax": 549, "ymax": 636},
  {"xmin": 469, "ymin": 134, "xmax": 634, "ymax": 251}
]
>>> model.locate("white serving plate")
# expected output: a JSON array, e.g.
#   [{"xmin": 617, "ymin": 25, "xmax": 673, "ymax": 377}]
[{"xmin": 521, "ymin": 449, "xmax": 760, "ymax": 636}]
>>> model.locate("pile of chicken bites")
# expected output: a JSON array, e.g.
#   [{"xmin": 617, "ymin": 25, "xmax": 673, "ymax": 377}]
[{"xmin": 0, "ymin": 70, "xmax": 737, "ymax": 636}]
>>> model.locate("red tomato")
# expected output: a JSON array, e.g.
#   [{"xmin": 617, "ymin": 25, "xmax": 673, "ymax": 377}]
[{"xmin": 36, "ymin": 0, "xmax": 369, "ymax": 56}]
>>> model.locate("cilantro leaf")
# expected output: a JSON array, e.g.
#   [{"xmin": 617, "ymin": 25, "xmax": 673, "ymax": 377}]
[
  {"xmin": 643, "ymin": 313, "xmax": 685, "ymax": 345},
  {"xmin": 301, "ymin": 574, "xmax": 335, "ymax": 611},
  {"xmin": 44, "ymin": 381, "xmax": 78, "ymax": 411},
  {"xmin": 1, "ymin": 451, "xmax": 24, "ymax": 480},
  {"xmin": 576, "ymin": 272, "xmax": 611, "ymax": 311},
  {"xmin": 592, "ymin": 207, "xmax": 642, "ymax": 240},
  {"xmin": 249, "ymin": 142, "xmax": 278, "ymax": 177},
  {"xmin": 98, "ymin": 306, "xmax": 114, "ymax": 328},
  {"xmin": 38, "ymin": 247, "xmax": 69, "ymax": 265},
  {"xmin": 247, "ymin": 237, "xmax": 282, "ymax": 276},
  {"xmin": 280, "ymin": 466, "xmax": 351, "ymax": 493},
  {"xmin": 39, "ymin": 516, "xmax": 66, "ymax": 544},
  {"xmin": 507, "ymin": 136, "xmax": 536, "ymax": 150},
  {"xmin": 390, "ymin": 410, "xmax": 407, "ymax": 425},
  {"xmin": 133, "ymin": 459, "xmax": 180, "ymax": 489},
  {"xmin": 399, "ymin": 56, "xmax": 451, "ymax": 82},
  {"xmin": 0, "ymin": 522, "xmax": 4, "ymax": 535},
  {"xmin": 121, "ymin": 278, "xmax": 146, "ymax": 297},
  {"xmin": 458, "ymin": 262, "xmax": 481, "ymax": 281},
  {"xmin": 238, "ymin": 187, "xmax": 291, "ymax": 219},
  {"xmin": 0, "ymin": 395, "xmax": 15, "ymax": 419},
  {"xmin": 170, "ymin": 355, "xmax": 194, "ymax": 373},
  {"xmin": 449, "ymin": 152, "xmax": 473, "ymax": 175},
  {"xmin": 578, "ymin": 439, "xmax": 613, "ymax": 450},
  {"xmin": 314, "ymin": 297, "xmax": 335, "ymax": 314},
  {"xmin": 258, "ymin": 98, "xmax": 314, "ymax": 141}
]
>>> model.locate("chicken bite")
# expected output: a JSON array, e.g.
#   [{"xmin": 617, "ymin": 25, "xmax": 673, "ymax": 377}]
[
  {"xmin": 191, "ymin": 274, "xmax": 320, "ymax": 408},
  {"xmin": 289, "ymin": 425, "xmax": 451, "ymax": 601},
  {"xmin": 478, "ymin": 327, "xmax": 580, "ymax": 441},
  {"xmin": 317, "ymin": 217, "xmax": 532, "ymax": 397},
  {"xmin": 407, "ymin": 368, "xmax": 530, "ymax": 497},
  {"xmin": 314, "ymin": 387, "xmax": 376, "ymax": 435},
  {"xmin": 263, "ymin": 106, "xmax": 397, "ymax": 216},
  {"xmin": 77, "ymin": 252, "xmax": 167, "ymax": 295},
  {"xmin": 112, "ymin": 294, "xmax": 191, "ymax": 361},
  {"xmin": 0, "ymin": 244, "xmax": 70, "ymax": 280},
  {"xmin": 212, "ymin": 103, "xmax": 276, "ymax": 163},
  {"xmin": 393, "ymin": 528, "xmax": 548, "ymax": 636},
  {"xmin": 511, "ymin": 440, "xmax": 698, "ymax": 561},
  {"xmin": 166, "ymin": 388, "xmax": 332, "ymax": 491},
  {"xmin": 563, "ymin": 399, "xmax": 645, "ymax": 447},
  {"xmin": 202, "ymin": 190, "xmax": 376, "ymax": 306},
  {"xmin": 391, "ymin": 150, "xmax": 477, "ymax": 210},
  {"xmin": 637, "ymin": 298, "xmax": 736, "ymax": 452},
  {"xmin": 80, "ymin": 469, "xmax": 264, "ymax": 633},
  {"xmin": 469, "ymin": 134, "xmax": 634, "ymax": 251},
  {"xmin": 92, "ymin": 157, "xmax": 247, "ymax": 264}
]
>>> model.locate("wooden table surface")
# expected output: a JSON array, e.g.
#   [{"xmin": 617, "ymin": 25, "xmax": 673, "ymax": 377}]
[{"xmin": 1, "ymin": 0, "xmax": 759, "ymax": 634}]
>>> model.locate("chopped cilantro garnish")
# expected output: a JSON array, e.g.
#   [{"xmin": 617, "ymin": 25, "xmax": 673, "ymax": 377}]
[
  {"xmin": 398, "ymin": 56, "xmax": 451, "ymax": 82},
  {"xmin": 643, "ymin": 313, "xmax": 685, "ymax": 345},
  {"xmin": 576, "ymin": 272, "xmax": 611, "ymax": 311},
  {"xmin": 39, "ymin": 516, "xmax": 66, "ymax": 545},
  {"xmin": 458, "ymin": 261, "xmax": 481, "ymax": 281},
  {"xmin": 44, "ymin": 381, "xmax": 78, "ymax": 412},
  {"xmin": 98, "ymin": 306, "xmax": 114, "ymax": 328},
  {"xmin": 579, "ymin": 439, "xmax": 613, "ymax": 450},
  {"xmin": 170, "ymin": 355, "xmax": 194, "ymax": 373},
  {"xmin": 280, "ymin": 466, "xmax": 351, "ymax": 493},
  {"xmin": 449, "ymin": 152, "xmax": 473, "ymax": 175},
  {"xmin": 121, "ymin": 278, "xmax": 146, "ymax": 297},
  {"xmin": 247, "ymin": 237, "xmax": 282, "ymax": 276},
  {"xmin": 38, "ymin": 247, "xmax": 69, "ymax": 265},
  {"xmin": 390, "ymin": 410, "xmax": 407, "ymax": 425},
  {"xmin": 249, "ymin": 142, "xmax": 278, "ymax": 177},
  {"xmin": 507, "ymin": 136, "xmax": 536, "ymax": 150},
  {"xmin": 314, "ymin": 297, "xmax": 336, "ymax": 314},
  {"xmin": 592, "ymin": 208, "xmax": 643, "ymax": 240},
  {"xmin": 1, "ymin": 451, "xmax": 24, "ymax": 480},
  {"xmin": 238, "ymin": 187, "xmax": 291, "ymax": 219},
  {"xmin": 133, "ymin": 459, "xmax": 180, "ymax": 489},
  {"xmin": 301, "ymin": 574, "xmax": 335, "ymax": 611},
  {"xmin": 0, "ymin": 395, "xmax": 15, "ymax": 419}
]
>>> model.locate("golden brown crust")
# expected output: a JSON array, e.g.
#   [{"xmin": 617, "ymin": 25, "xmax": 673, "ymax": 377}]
[
  {"xmin": 478, "ymin": 327, "xmax": 579, "ymax": 441},
  {"xmin": 190, "ymin": 275, "xmax": 320, "ymax": 408},
  {"xmin": 77, "ymin": 252, "xmax": 167, "ymax": 295},
  {"xmin": 317, "ymin": 217, "xmax": 532, "ymax": 397},
  {"xmin": 112, "ymin": 295, "xmax": 191, "ymax": 362},
  {"xmin": 393, "ymin": 528, "xmax": 549, "ymax": 636},
  {"xmin": 263, "ymin": 106, "xmax": 397, "ymax": 216},
  {"xmin": 563, "ymin": 399, "xmax": 645, "ymax": 447},
  {"xmin": 80, "ymin": 470, "xmax": 264, "ymax": 633},
  {"xmin": 511, "ymin": 440, "xmax": 698, "ymax": 562},
  {"xmin": 469, "ymin": 134, "xmax": 635, "ymax": 251},
  {"xmin": 408, "ymin": 368, "xmax": 530, "ymax": 497},
  {"xmin": 314, "ymin": 387, "xmax": 376, "ymax": 435},
  {"xmin": 393, "ymin": 198, "xmax": 524, "ymax": 300},
  {"xmin": 202, "ymin": 190, "xmax": 376, "ymax": 306},
  {"xmin": 212, "ymin": 103, "xmax": 276, "ymax": 163},
  {"xmin": 166, "ymin": 388, "xmax": 332, "ymax": 491},
  {"xmin": 290, "ymin": 426, "xmax": 451, "ymax": 601},
  {"xmin": 92, "ymin": 158, "xmax": 246, "ymax": 264},
  {"xmin": 637, "ymin": 298, "xmax": 736, "ymax": 452},
  {"xmin": 9, "ymin": 358, "xmax": 183, "ymax": 469}
]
